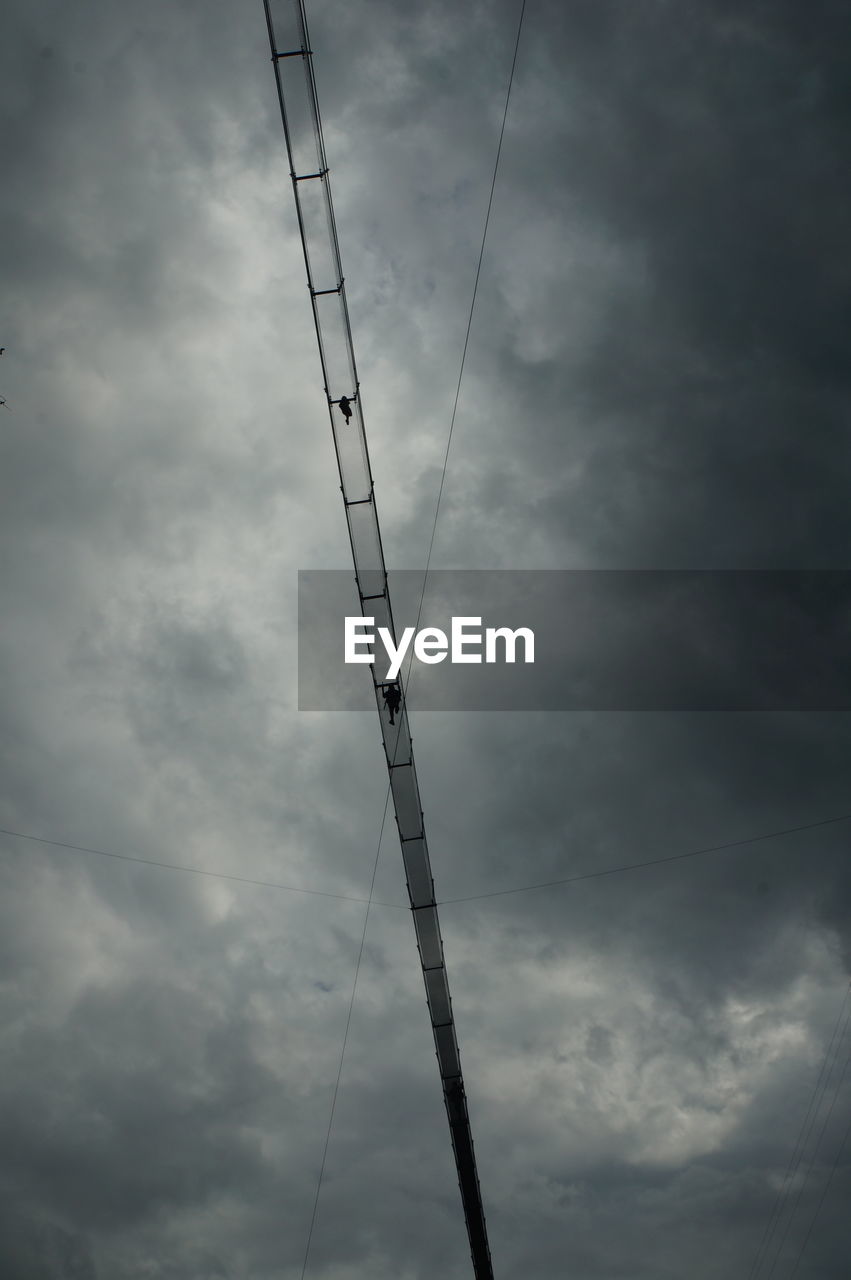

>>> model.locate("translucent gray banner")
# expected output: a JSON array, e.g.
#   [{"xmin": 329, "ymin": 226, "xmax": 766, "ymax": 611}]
[{"xmin": 298, "ymin": 570, "xmax": 851, "ymax": 710}]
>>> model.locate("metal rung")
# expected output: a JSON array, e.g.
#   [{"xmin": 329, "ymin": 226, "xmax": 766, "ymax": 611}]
[
  {"xmin": 347, "ymin": 496, "xmax": 374, "ymax": 508},
  {"xmin": 312, "ymin": 286, "xmax": 342, "ymax": 296},
  {"xmin": 294, "ymin": 169, "xmax": 328, "ymax": 181},
  {"xmin": 273, "ymin": 48, "xmax": 311, "ymax": 59}
]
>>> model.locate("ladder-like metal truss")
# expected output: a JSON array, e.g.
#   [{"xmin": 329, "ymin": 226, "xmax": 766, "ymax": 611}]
[{"xmin": 262, "ymin": 3, "xmax": 494, "ymax": 1276}]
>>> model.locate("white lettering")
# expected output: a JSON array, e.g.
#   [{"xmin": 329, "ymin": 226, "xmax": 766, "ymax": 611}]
[
  {"xmin": 344, "ymin": 617, "xmax": 535, "ymax": 669},
  {"xmin": 485, "ymin": 626, "xmax": 535, "ymax": 663},
  {"xmin": 414, "ymin": 627, "xmax": 448, "ymax": 664},
  {"xmin": 379, "ymin": 626, "xmax": 416, "ymax": 680},
  {"xmin": 345, "ymin": 617, "xmax": 375, "ymax": 663},
  {"xmin": 452, "ymin": 617, "xmax": 482, "ymax": 664}
]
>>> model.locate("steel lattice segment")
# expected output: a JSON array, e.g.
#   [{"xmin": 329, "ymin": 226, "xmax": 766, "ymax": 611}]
[{"xmin": 262, "ymin": 2, "xmax": 494, "ymax": 1276}]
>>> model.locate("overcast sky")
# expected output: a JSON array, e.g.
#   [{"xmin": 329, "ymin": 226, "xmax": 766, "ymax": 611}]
[{"xmin": 1, "ymin": 1, "xmax": 850, "ymax": 1277}]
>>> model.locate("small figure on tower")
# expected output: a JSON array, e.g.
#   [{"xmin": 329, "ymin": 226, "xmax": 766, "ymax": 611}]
[
  {"xmin": 338, "ymin": 394, "xmax": 355, "ymax": 424},
  {"xmin": 382, "ymin": 681, "xmax": 402, "ymax": 725}
]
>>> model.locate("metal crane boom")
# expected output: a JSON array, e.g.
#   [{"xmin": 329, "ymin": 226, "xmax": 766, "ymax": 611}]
[{"xmin": 261, "ymin": 2, "xmax": 495, "ymax": 1275}]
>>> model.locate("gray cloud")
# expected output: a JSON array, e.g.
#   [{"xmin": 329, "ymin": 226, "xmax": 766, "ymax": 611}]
[{"xmin": 1, "ymin": 0, "xmax": 849, "ymax": 1276}]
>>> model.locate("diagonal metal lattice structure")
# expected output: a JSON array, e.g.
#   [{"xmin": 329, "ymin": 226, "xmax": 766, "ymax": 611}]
[{"xmin": 262, "ymin": 2, "xmax": 494, "ymax": 1276}]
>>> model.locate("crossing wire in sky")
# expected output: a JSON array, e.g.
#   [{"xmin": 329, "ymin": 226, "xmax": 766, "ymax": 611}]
[
  {"xmin": 749, "ymin": 982, "xmax": 851, "ymax": 1280},
  {"xmin": 405, "ymin": 0, "xmax": 529, "ymax": 666},
  {"xmin": 3, "ymin": 810, "xmax": 850, "ymax": 909}
]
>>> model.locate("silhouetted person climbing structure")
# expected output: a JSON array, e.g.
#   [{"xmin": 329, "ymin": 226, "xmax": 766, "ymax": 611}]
[
  {"xmin": 382, "ymin": 681, "xmax": 402, "ymax": 725},
  {"xmin": 447, "ymin": 1078, "xmax": 465, "ymax": 1121},
  {"xmin": 338, "ymin": 394, "xmax": 355, "ymax": 424}
]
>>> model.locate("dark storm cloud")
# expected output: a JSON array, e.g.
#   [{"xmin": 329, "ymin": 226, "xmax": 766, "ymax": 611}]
[
  {"xmin": 2, "ymin": 0, "xmax": 850, "ymax": 1277},
  {"xmin": 411, "ymin": 0, "xmax": 851, "ymax": 569}
]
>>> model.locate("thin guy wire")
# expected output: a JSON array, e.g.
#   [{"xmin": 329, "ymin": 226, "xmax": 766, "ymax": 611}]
[
  {"xmin": 403, "ymin": 0, "xmax": 527, "ymax": 689},
  {"xmin": 298, "ymin": 795, "xmax": 393, "ymax": 1280},
  {"xmin": 788, "ymin": 1065, "xmax": 851, "ymax": 1279},
  {"xmin": 433, "ymin": 813, "xmax": 851, "ymax": 905},
  {"xmin": 764, "ymin": 1033, "xmax": 851, "ymax": 1280},
  {"xmin": 0, "ymin": 824, "xmax": 404, "ymax": 908},
  {"xmin": 4, "ymin": 811, "xmax": 850, "ymax": 910},
  {"xmin": 747, "ymin": 982, "xmax": 851, "ymax": 1280}
]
